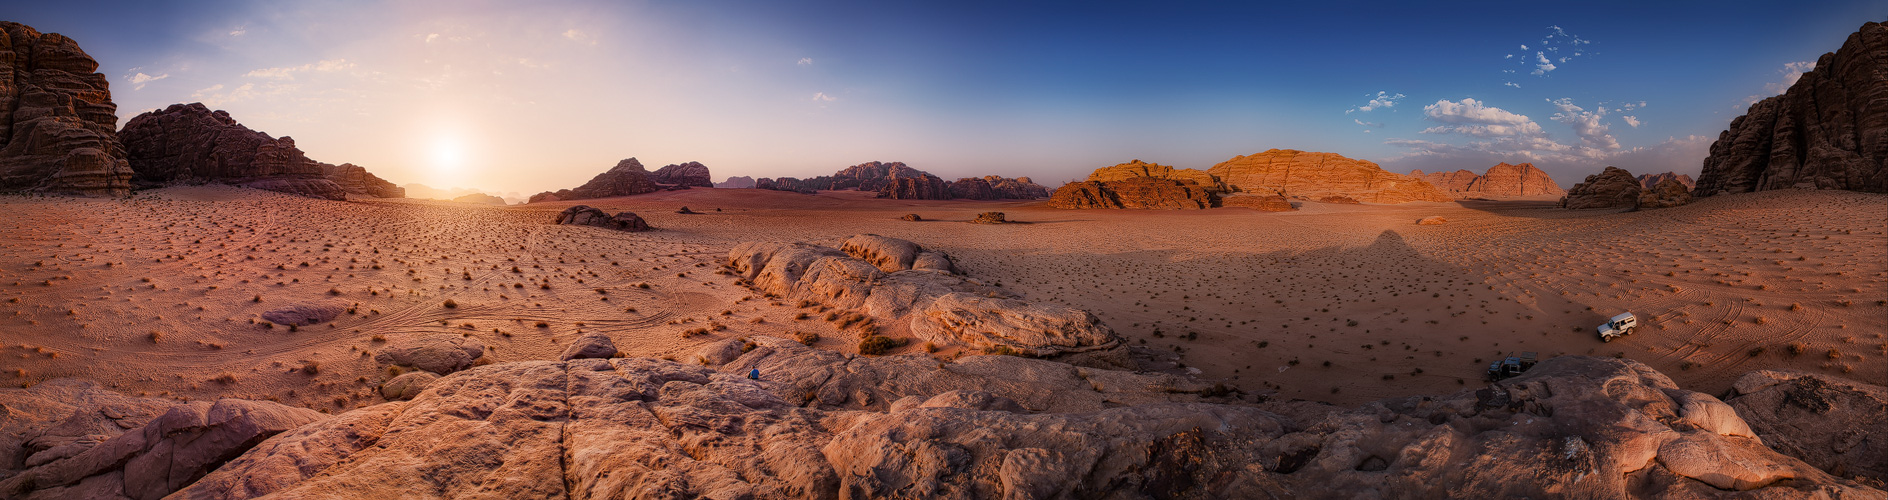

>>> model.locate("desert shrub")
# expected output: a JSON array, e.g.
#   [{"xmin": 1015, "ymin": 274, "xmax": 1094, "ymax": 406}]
[
  {"xmin": 793, "ymin": 331, "xmax": 819, "ymax": 345},
  {"xmin": 858, "ymin": 336, "xmax": 907, "ymax": 355}
]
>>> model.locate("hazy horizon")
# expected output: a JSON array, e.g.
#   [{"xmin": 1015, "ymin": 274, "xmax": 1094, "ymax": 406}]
[{"xmin": 10, "ymin": 0, "xmax": 1886, "ymax": 195}]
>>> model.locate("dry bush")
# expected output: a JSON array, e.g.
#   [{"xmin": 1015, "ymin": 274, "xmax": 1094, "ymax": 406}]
[{"xmin": 858, "ymin": 336, "xmax": 907, "ymax": 355}]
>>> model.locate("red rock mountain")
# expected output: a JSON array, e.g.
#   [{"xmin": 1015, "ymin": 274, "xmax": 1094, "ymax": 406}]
[
  {"xmin": 1697, "ymin": 21, "xmax": 1888, "ymax": 195},
  {"xmin": 1087, "ymin": 159, "xmax": 1226, "ymax": 192},
  {"xmin": 715, "ymin": 176, "xmax": 756, "ymax": 188},
  {"xmin": 0, "ymin": 22, "xmax": 133, "ymax": 196},
  {"xmin": 119, "ymin": 103, "xmax": 402, "ymax": 199},
  {"xmin": 651, "ymin": 161, "xmax": 713, "ymax": 188},
  {"xmin": 758, "ymin": 162, "xmax": 1046, "ymax": 200},
  {"xmin": 1560, "ymin": 166, "xmax": 1645, "ymax": 209},
  {"xmin": 1412, "ymin": 163, "xmax": 1563, "ymax": 198},
  {"xmin": 1411, "ymin": 169, "xmax": 1482, "ymax": 196},
  {"xmin": 1207, "ymin": 150, "xmax": 1451, "ymax": 203},
  {"xmin": 1637, "ymin": 172, "xmax": 1696, "ymax": 190},
  {"xmin": 529, "ymin": 158, "xmax": 660, "ymax": 203},
  {"xmin": 1049, "ymin": 160, "xmax": 1218, "ymax": 209}
]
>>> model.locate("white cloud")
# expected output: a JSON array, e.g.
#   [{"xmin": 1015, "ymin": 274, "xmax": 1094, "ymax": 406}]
[
  {"xmin": 425, "ymin": 33, "xmax": 440, "ymax": 43},
  {"xmin": 1623, "ymin": 116, "xmax": 1641, "ymax": 128},
  {"xmin": 1346, "ymin": 91, "xmax": 1405, "ymax": 114},
  {"xmin": 245, "ymin": 59, "xmax": 356, "ymax": 80},
  {"xmin": 1548, "ymin": 97, "xmax": 1619, "ymax": 153},
  {"xmin": 1353, "ymin": 118, "xmax": 1383, "ymax": 128},
  {"xmin": 812, "ymin": 92, "xmax": 836, "ymax": 102},
  {"xmin": 125, "ymin": 71, "xmax": 169, "ymax": 90},
  {"xmin": 1420, "ymin": 98, "xmax": 1547, "ymax": 138},
  {"xmin": 192, "ymin": 84, "xmax": 224, "ymax": 95},
  {"xmin": 561, "ymin": 29, "xmax": 596, "ymax": 45},
  {"xmin": 797, "ymin": 57, "xmax": 813, "ymax": 66},
  {"xmin": 1504, "ymin": 81, "xmax": 1521, "ymax": 88},
  {"xmin": 1510, "ymin": 26, "xmax": 1588, "ymax": 78},
  {"xmin": 229, "ymin": 27, "xmax": 246, "ymax": 37}
]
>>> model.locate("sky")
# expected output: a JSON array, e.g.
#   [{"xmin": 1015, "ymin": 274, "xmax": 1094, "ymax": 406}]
[{"xmin": 10, "ymin": 0, "xmax": 1886, "ymax": 194}]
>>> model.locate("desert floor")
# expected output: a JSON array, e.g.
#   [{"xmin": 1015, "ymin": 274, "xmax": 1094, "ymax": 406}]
[{"xmin": 0, "ymin": 185, "xmax": 1881, "ymax": 409}]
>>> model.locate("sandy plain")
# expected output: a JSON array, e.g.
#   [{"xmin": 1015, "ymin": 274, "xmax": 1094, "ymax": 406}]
[{"xmin": 0, "ymin": 185, "xmax": 1881, "ymax": 411}]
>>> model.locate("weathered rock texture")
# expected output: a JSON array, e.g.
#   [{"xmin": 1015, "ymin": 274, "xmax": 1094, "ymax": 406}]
[
  {"xmin": 1725, "ymin": 370, "xmax": 1888, "ymax": 484},
  {"xmin": 715, "ymin": 175, "xmax": 755, "ymax": 188},
  {"xmin": 555, "ymin": 205, "xmax": 650, "ymax": 232},
  {"xmin": 1470, "ymin": 162, "xmax": 1564, "ymax": 197},
  {"xmin": 729, "ymin": 236, "xmax": 1122, "ymax": 357},
  {"xmin": 372, "ymin": 334, "xmax": 487, "ymax": 375},
  {"xmin": 1087, "ymin": 159, "xmax": 1227, "ymax": 192},
  {"xmin": 876, "ymin": 168, "xmax": 951, "ymax": 200},
  {"xmin": 757, "ymin": 161, "xmax": 923, "ymax": 194},
  {"xmin": 118, "ymin": 103, "xmax": 402, "ymax": 200},
  {"xmin": 529, "ymin": 158, "xmax": 659, "ymax": 203},
  {"xmin": 133, "ymin": 350, "xmax": 1883, "ymax": 499},
  {"xmin": 1050, "ymin": 162, "xmax": 1221, "ymax": 210},
  {"xmin": 0, "ymin": 379, "xmax": 325, "ymax": 500},
  {"xmin": 650, "ymin": 161, "xmax": 713, "ymax": 188},
  {"xmin": 947, "ymin": 175, "xmax": 1050, "ymax": 200},
  {"xmin": 1208, "ymin": 149, "xmax": 1452, "ymax": 203},
  {"xmin": 1637, "ymin": 177, "xmax": 1694, "ymax": 209},
  {"xmin": 1638, "ymin": 172, "xmax": 1696, "ymax": 190},
  {"xmin": 1697, "ymin": 21, "xmax": 1888, "ymax": 195},
  {"xmin": 1219, "ymin": 193, "xmax": 1295, "ymax": 211},
  {"xmin": 0, "ymin": 22, "xmax": 133, "ymax": 196},
  {"xmin": 1411, "ymin": 169, "xmax": 1482, "ymax": 196},
  {"xmin": 1560, "ymin": 166, "xmax": 1646, "ymax": 209}
]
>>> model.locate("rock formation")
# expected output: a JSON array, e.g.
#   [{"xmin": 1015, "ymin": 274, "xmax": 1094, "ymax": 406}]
[
  {"xmin": 9, "ymin": 349, "xmax": 1853, "ymax": 499},
  {"xmin": 876, "ymin": 169, "xmax": 951, "ymax": 200},
  {"xmin": 1470, "ymin": 162, "xmax": 1564, "ymax": 197},
  {"xmin": 528, "ymin": 158, "xmax": 659, "ymax": 203},
  {"xmin": 1049, "ymin": 178, "xmax": 1216, "ymax": 210},
  {"xmin": 1219, "ymin": 193, "xmax": 1295, "ymax": 211},
  {"xmin": 1725, "ymin": 370, "xmax": 1888, "ymax": 484},
  {"xmin": 651, "ymin": 161, "xmax": 713, "ymax": 188},
  {"xmin": 945, "ymin": 175, "xmax": 1049, "ymax": 200},
  {"xmin": 757, "ymin": 162, "xmax": 1045, "ymax": 200},
  {"xmin": 555, "ymin": 205, "xmax": 651, "ymax": 232},
  {"xmin": 118, "ymin": 103, "xmax": 402, "ymax": 199},
  {"xmin": 1208, "ymin": 149, "xmax": 1452, "ymax": 203},
  {"xmin": 1638, "ymin": 172, "xmax": 1696, "ymax": 190},
  {"xmin": 1087, "ymin": 159, "xmax": 1227, "ymax": 192},
  {"xmin": 0, "ymin": 22, "xmax": 133, "ymax": 196},
  {"xmin": 1697, "ymin": 21, "xmax": 1888, "ymax": 196},
  {"xmin": 1560, "ymin": 166, "xmax": 1645, "ymax": 209},
  {"xmin": 970, "ymin": 212, "xmax": 1008, "ymax": 224},
  {"xmin": 715, "ymin": 175, "xmax": 756, "ymax": 188},
  {"xmin": 1637, "ymin": 177, "xmax": 1694, "ymax": 209},
  {"xmin": 1411, "ymin": 169, "xmax": 1482, "ymax": 196},
  {"xmin": 372, "ymin": 335, "xmax": 487, "ymax": 375},
  {"xmin": 449, "ymin": 192, "xmax": 506, "ymax": 205}
]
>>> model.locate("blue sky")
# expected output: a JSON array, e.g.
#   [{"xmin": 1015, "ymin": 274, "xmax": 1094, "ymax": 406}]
[{"xmin": 11, "ymin": 0, "xmax": 1885, "ymax": 194}]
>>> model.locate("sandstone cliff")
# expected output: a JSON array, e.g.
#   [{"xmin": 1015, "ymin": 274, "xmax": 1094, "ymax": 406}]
[
  {"xmin": 528, "ymin": 157, "xmax": 659, "ymax": 203},
  {"xmin": 1411, "ymin": 169, "xmax": 1481, "ymax": 196},
  {"xmin": 1209, "ymin": 149, "xmax": 1451, "ymax": 203},
  {"xmin": 876, "ymin": 169, "xmax": 951, "ymax": 200},
  {"xmin": 1560, "ymin": 166, "xmax": 1645, "ymax": 209},
  {"xmin": 118, "ymin": 103, "xmax": 402, "ymax": 199},
  {"xmin": 1697, "ymin": 21, "xmax": 1888, "ymax": 195},
  {"xmin": 651, "ymin": 161, "xmax": 713, "ymax": 188},
  {"xmin": 0, "ymin": 22, "xmax": 133, "ymax": 196},
  {"xmin": 1049, "ymin": 160, "xmax": 1222, "ymax": 210},
  {"xmin": 947, "ymin": 175, "xmax": 1050, "ymax": 200},
  {"xmin": 1088, "ymin": 159, "xmax": 1226, "ymax": 192}
]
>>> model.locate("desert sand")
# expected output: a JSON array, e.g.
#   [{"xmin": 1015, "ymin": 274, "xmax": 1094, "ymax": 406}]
[{"xmin": 0, "ymin": 185, "xmax": 1881, "ymax": 411}]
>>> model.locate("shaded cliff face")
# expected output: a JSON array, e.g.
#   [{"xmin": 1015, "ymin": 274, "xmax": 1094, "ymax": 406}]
[
  {"xmin": 0, "ymin": 22, "xmax": 133, "ymax": 196},
  {"xmin": 118, "ymin": 103, "xmax": 402, "ymax": 199},
  {"xmin": 528, "ymin": 158, "xmax": 659, "ymax": 203},
  {"xmin": 1474, "ymin": 162, "xmax": 1564, "ymax": 197},
  {"xmin": 1697, "ymin": 21, "xmax": 1888, "ymax": 195},
  {"xmin": 1638, "ymin": 172, "xmax": 1696, "ymax": 190},
  {"xmin": 1560, "ymin": 166, "xmax": 1644, "ymax": 209},
  {"xmin": 1208, "ymin": 149, "xmax": 1451, "ymax": 203},
  {"xmin": 652, "ymin": 161, "xmax": 713, "ymax": 187}
]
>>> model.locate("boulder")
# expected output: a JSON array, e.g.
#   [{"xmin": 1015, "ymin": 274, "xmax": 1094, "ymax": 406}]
[
  {"xmin": 1220, "ymin": 193, "xmax": 1295, "ymax": 211},
  {"xmin": 908, "ymin": 293, "xmax": 1122, "ymax": 357},
  {"xmin": 555, "ymin": 205, "xmax": 651, "ymax": 232},
  {"xmin": 372, "ymin": 335, "xmax": 486, "ymax": 374},
  {"xmin": 258, "ymin": 301, "xmax": 346, "ymax": 326},
  {"xmin": 899, "ymin": 213, "xmax": 922, "ymax": 221},
  {"xmin": 559, "ymin": 333, "xmax": 619, "ymax": 361},
  {"xmin": 1048, "ymin": 178, "xmax": 1215, "ymax": 210},
  {"xmin": 651, "ymin": 161, "xmax": 713, "ymax": 187},
  {"xmin": 528, "ymin": 158, "xmax": 659, "ymax": 203},
  {"xmin": 118, "ymin": 103, "xmax": 399, "ymax": 199},
  {"xmin": 0, "ymin": 22, "xmax": 134, "ymax": 196},
  {"xmin": 1636, "ymin": 177, "xmax": 1694, "ymax": 209},
  {"xmin": 1416, "ymin": 216, "xmax": 1447, "ymax": 225},
  {"xmin": 1560, "ymin": 166, "xmax": 1645, "ymax": 209},
  {"xmin": 1725, "ymin": 371, "xmax": 1888, "ymax": 483},
  {"xmin": 1207, "ymin": 150, "xmax": 1451, "ymax": 203},
  {"xmin": 377, "ymin": 371, "xmax": 439, "ymax": 400},
  {"xmin": 1697, "ymin": 21, "xmax": 1888, "ymax": 195},
  {"xmin": 970, "ymin": 211, "xmax": 1008, "ymax": 224},
  {"xmin": 676, "ymin": 206, "xmax": 698, "ymax": 214}
]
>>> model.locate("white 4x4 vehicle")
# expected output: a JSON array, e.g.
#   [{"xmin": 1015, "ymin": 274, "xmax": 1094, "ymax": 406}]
[{"xmin": 1598, "ymin": 312, "xmax": 1637, "ymax": 342}]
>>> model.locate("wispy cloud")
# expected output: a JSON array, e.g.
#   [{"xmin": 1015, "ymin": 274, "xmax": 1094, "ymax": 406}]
[
  {"xmin": 812, "ymin": 92, "xmax": 836, "ymax": 102},
  {"xmin": 797, "ymin": 57, "xmax": 813, "ymax": 66},
  {"xmin": 229, "ymin": 26, "xmax": 246, "ymax": 37},
  {"xmin": 1506, "ymin": 25, "xmax": 1590, "ymax": 77},
  {"xmin": 246, "ymin": 59, "xmax": 355, "ymax": 79},
  {"xmin": 124, "ymin": 70, "xmax": 169, "ymax": 90},
  {"xmin": 1346, "ymin": 91, "xmax": 1405, "ymax": 114},
  {"xmin": 1548, "ymin": 97, "xmax": 1618, "ymax": 152},
  {"xmin": 1742, "ymin": 61, "xmax": 1816, "ymax": 106},
  {"xmin": 562, "ymin": 29, "xmax": 597, "ymax": 45},
  {"xmin": 1622, "ymin": 116, "xmax": 1641, "ymax": 128}
]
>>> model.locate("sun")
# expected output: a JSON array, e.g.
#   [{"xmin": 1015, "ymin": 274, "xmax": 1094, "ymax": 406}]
[{"xmin": 427, "ymin": 135, "xmax": 465, "ymax": 186}]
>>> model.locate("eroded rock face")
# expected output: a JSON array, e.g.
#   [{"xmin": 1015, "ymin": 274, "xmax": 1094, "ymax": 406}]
[
  {"xmin": 1637, "ymin": 177, "xmax": 1694, "ymax": 209},
  {"xmin": 651, "ymin": 161, "xmax": 713, "ymax": 187},
  {"xmin": 118, "ymin": 103, "xmax": 402, "ymax": 200},
  {"xmin": 1473, "ymin": 162, "xmax": 1564, "ymax": 197},
  {"xmin": 0, "ymin": 22, "xmax": 133, "ymax": 196},
  {"xmin": 1412, "ymin": 169, "xmax": 1481, "ymax": 196},
  {"xmin": 555, "ymin": 205, "xmax": 651, "ymax": 232},
  {"xmin": 1087, "ymin": 159, "xmax": 1227, "ymax": 192},
  {"xmin": 157, "ymin": 351, "xmax": 1878, "ymax": 499},
  {"xmin": 1048, "ymin": 178, "xmax": 1216, "ymax": 210},
  {"xmin": 529, "ymin": 158, "xmax": 659, "ymax": 203},
  {"xmin": 909, "ymin": 293, "xmax": 1121, "ymax": 357},
  {"xmin": 1220, "ymin": 193, "xmax": 1295, "ymax": 211},
  {"xmin": 1208, "ymin": 149, "xmax": 1451, "ymax": 203},
  {"xmin": 1560, "ymin": 166, "xmax": 1645, "ymax": 209},
  {"xmin": 1697, "ymin": 21, "xmax": 1888, "ymax": 195},
  {"xmin": 876, "ymin": 169, "xmax": 951, "ymax": 200},
  {"xmin": 1726, "ymin": 370, "xmax": 1888, "ymax": 484},
  {"xmin": 1638, "ymin": 172, "xmax": 1696, "ymax": 190}
]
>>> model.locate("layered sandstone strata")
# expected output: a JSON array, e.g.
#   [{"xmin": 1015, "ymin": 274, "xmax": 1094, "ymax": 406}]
[
  {"xmin": 0, "ymin": 22, "xmax": 133, "ymax": 196},
  {"xmin": 1208, "ymin": 149, "xmax": 1451, "ymax": 203}
]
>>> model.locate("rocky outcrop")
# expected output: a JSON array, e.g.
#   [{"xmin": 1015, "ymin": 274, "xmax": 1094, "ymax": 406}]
[
  {"xmin": 0, "ymin": 380, "xmax": 325, "ymax": 500},
  {"xmin": 1219, "ymin": 193, "xmax": 1295, "ymax": 211},
  {"xmin": 876, "ymin": 169, "xmax": 951, "ymax": 200},
  {"xmin": 970, "ymin": 211, "xmax": 1008, "ymax": 224},
  {"xmin": 1637, "ymin": 177, "xmax": 1694, "ymax": 209},
  {"xmin": 0, "ymin": 22, "xmax": 133, "ymax": 196},
  {"xmin": 1560, "ymin": 166, "xmax": 1645, "ymax": 209},
  {"xmin": 560, "ymin": 333, "xmax": 619, "ymax": 361},
  {"xmin": 1638, "ymin": 172, "xmax": 1696, "ymax": 190},
  {"xmin": 987, "ymin": 176, "xmax": 1050, "ymax": 199},
  {"xmin": 1697, "ymin": 21, "xmax": 1888, "ymax": 196},
  {"xmin": 1208, "ymin": 149, "xmax": 1452, "ymax": 203},
  {"xmin": 715, "ymin": 175, "xmax": 755, "ymax": 188},
  {"xmin": 651, "ymin": 161, "xmax": 713, "ymax": 188},
  {"xmin": 528, "ymin": 158, "xmax": 659, "ymax": 203},
  {"xmin": 146, "ymin": 350, "xmax": 1880, "ymax": 499},
  {"xmin": 555, "ymin": 205, "xmax": 651, "ymax": 232},
  {"xmin": 1725, "ymin": 370, "xmax": 1888, "ymax": 484},
  {"xmin": 118, "ymin": 103, "xmax": 402, "ymax": 200},
  {"xmin": 1472, "ymin": 162, "xmax": 1564, "ymax": 197},
  {"xmin": 1087, "ymin": 159, "xmax": 1227, "ymax": 192},
  {"xmin": 1049, "ymin": 177, "xmax": 1217, "ymax": 209},
  {"xmin": 372, "ymin": 335, "xmax": 487, "ymax": 375}
]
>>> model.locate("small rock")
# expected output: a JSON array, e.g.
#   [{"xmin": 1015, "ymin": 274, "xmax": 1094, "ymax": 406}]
[
  {"xmin": 378, "ymin": 371, "xmax": 440, "ymax": 400},
  {"xmin": 556, "ymin": 205, "xmax": 651, "ymax": 232},
  {"xmin": 260, "ymin": 301, "xmax": 346, "ymax": 326},
  {"xmin": 900, "ymin": 214, "xmax": 923, "ymax": 221},
  {"xmin": 1416, "ymin": 216, "xmax": 1447, "ymax": 225},
  {"xmin": 676, "ymin": 206, "xmax": 698, "ymax": 214},
  {"xmin": 559, "ymin": 333, "xmax": 618, "ymax": 361},
  {"xmin": 971, "ymin": 212, "xmax": 1008, "ymax": 224}
]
